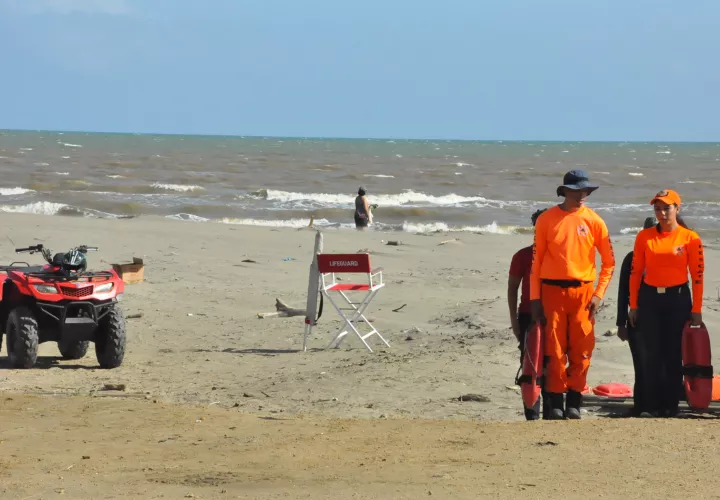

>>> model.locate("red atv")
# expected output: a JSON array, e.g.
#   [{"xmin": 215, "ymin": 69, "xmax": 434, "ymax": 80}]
[{"xmin": 0, "ymin": 244, "xmax": 126, "ymax": 369}]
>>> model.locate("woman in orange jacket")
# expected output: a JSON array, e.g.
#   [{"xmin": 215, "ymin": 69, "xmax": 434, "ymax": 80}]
[{"xmin": 629, "ymin": 189, "xmax": 704, "ymax": 418}]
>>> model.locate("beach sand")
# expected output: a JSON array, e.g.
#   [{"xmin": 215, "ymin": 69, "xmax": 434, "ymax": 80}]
[{"xmin": 1, "ymin": 212, "xmax": 720, "ymax": 498}]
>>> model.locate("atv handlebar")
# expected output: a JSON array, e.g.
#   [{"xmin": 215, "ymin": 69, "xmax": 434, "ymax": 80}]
[
  {"xmin": 15, "ymin": 244, "xmax": 44, "ymax": 254},
  {"xmin": 15, "ymin": 244, "xmax": 98, "ymax": 253}
]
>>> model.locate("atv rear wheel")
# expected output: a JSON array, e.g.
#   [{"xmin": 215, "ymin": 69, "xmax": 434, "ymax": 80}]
[
  {"xmin": 95, "ymin": 307, "xmax": 125, "ymax": 369},
  {"xmin": 6, "ymin": 307, "xmax": 39, "ymax": 369},
  {"xmin": 58, "ymin": 339, "xmax": 89, "ymax": 360}
]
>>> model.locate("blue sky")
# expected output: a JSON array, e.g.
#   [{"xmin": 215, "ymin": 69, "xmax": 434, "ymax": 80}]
[{"xmin": 1, "ymin": 0, "xmax": 719, "ymax": 141}]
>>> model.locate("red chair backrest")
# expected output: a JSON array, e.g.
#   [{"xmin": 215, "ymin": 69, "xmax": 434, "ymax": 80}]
[{"xmin": 317, "ymin": 253, "xmax": 371, "ymax": 274}]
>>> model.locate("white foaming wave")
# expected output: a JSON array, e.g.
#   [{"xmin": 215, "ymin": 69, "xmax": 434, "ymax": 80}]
[
  {"xmin": 402, "ymin": 221, "xmax": 525, "ymax": 235},
  {"xmin": 34, "ymin": 162, "xmax": 50, "ymax": 166},
  {"xmin": 456, "ymin": 162, "xmax": 475, "ymax": 167},
  {"xmin": 19, "ymin": 148, "xmax": 33, "ymax": 151},
  {"xmin": 259, "ymin": 189, "xmax": 488, "ymax": 207},
  {"xmin": 620, "ymin": 227, "xmax": 643, "ymax": 235},
  {"xmin": 218, "ymin": 217, "xmax": 332, "ymax": 228},
  {"xmin": 0, "ymin": 187, "xmax": 34, "ymax": 196},
  {"xmin": 166, "ymin": 213, "xmax": 210, "ymax": 222},
  {"xmin": 0, "ymin": 201, "xmax": 68, "ymax": 215},
  {"xmin": 61, "ymin": 143, "xmax": 83, "ymax": 148},
  {"xmin": 628, "ymin": 172, "xmax": 644, "ymax": 176},
  {"xmin": 151, "ymin": 183, "xmax": 205, "ymax": 192},
  {"xmin": 363, "ymin": 174, "xmax": 395, "ymax": 178},
  {"xmin": 107, "ymin": 175, "xmax": 125, "ymax": 179},
  {"xmin": 54, "ymin": 172, "xmax": 70, "ymax": 176}
]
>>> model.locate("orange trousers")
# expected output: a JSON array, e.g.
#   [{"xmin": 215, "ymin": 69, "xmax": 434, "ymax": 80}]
[{"xmin": 541, "ymin": 282, "xmax": 596, "ymax": 394}]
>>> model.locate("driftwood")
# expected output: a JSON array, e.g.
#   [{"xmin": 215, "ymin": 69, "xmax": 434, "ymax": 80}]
[{"xmin": 257, "ymin": 298, "xmax": 306, "ymax": 319}]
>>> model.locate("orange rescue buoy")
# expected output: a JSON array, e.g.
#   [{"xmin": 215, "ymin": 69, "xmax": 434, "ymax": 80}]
[
  {"xmin": 682, "ymin": 321, "xmax": 713, "ymax": 410},
  {"xmin": 519, "ymin": 322, "xmax": 544, "ymax": 410},
  {"xmin": 592, "ymin": 382, "xmax": 633, "ymax": 398}
]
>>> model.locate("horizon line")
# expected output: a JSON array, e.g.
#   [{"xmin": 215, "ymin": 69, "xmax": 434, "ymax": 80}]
[{"xmin": 1, "ymin": 127, "xmax": 719, "ymax": 144}]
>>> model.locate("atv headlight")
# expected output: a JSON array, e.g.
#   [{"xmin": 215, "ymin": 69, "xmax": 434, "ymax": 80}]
[
  {"xmin": 33, "ymin": 284, "xmax": 57, "ymax": 294},
  {"xmin": 95, "ymin": 282, "xmax": 114, "ymax": 293}
]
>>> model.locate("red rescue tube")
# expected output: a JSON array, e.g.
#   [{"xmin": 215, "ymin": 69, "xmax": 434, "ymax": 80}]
[
  {"xmin": 592, "ymin": 382, "xmax": 633, "ymax": 398},
  {"xmin": 520, "ymin": 322, "xmax": 544, "ymax": 410},
  {"xmin": 682, "ymin": 321, "xmax": 713, "ymax": 410}
]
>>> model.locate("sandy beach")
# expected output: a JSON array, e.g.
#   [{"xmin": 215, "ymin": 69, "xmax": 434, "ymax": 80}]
[{"xmin": 2, "ymin": 212, "xmax": 720, "ymax": 498}]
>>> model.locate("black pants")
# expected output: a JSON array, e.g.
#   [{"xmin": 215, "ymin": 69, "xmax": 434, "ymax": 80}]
[
  {"xmin": 637, "ymin": 282, "xmax": 691, "ymax": 414},
  {"xmin": 626, "ymin": 323, "xmax": 648, "ymax": 414},
  {"xmin": 354, "ymin": 214, "xmax": 368, "ymax": 228},
  {"xmin": 518, "ymin": 312, "xmax": 548, "ymax": 419}
]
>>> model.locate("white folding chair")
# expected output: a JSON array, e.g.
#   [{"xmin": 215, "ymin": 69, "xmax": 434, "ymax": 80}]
[{"xmin": 314, "ymin": 253, "xmax": 390, "ymax": 352}]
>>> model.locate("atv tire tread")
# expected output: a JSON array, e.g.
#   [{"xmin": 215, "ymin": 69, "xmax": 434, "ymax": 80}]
[
  {"xmin": 95, "ymin": 308, "xmax": 125, "ymax": 369},
  {"xmin": 7, "ymin": 307, "xmax": 39, "ymax": 369},
  {"xmin": 58, "ymin": 340, "xmax": 89, "ymax": 360}
]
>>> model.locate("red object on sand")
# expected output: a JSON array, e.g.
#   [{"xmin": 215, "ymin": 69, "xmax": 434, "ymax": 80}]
[
  {"xmin": 682, "ymin": 322, "xmax": 713, "ymax": 410},
  {"xmin": 592, "ymin": 382, "xmax": 633, "ymax": 398},
  {"xmin": 520, "ymin": 322, "xmax": 544, "ymax": 409}
]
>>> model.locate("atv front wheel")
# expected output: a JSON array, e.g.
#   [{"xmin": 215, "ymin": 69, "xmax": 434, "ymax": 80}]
[
  {"xmin": 6, "ymin": 307, "xmax": 39, "ymax": 369},
  {"xmin": 58, "ymin": 339, "xmax": 89, "ymax": 360},
  {"xmin": 95, "ymin": 308, "xmax": 126, "ymax": 369}
]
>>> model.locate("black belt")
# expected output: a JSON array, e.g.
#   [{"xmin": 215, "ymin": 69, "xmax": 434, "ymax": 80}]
[
  {"xmin": 541, "ymin": 279, "xmax": 592, "ymax": 289},
  {"xmin": 641, "ymin": 282, "xmax": 688, "ymax": 295}
]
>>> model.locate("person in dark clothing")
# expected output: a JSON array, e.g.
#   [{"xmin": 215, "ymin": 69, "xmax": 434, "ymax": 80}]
[
  {"xmin": 629, "ymin": 189, "xmax": 705, "ymax": 418},
  {"xmin": 616, "ymin": 216, "xmax": 656, "ymax": 417},
  {"xmin": 508, "ymin": 208, "xmax": 547, "ymax": 420},
  {"xmin": 354, "ymin": 187, "xmax": 371, "ymax": 230}
]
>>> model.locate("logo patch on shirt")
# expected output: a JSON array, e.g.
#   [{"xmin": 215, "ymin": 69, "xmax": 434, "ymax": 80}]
[
  {"xmin": 577, "ymin": 224, "xmax": 589, "ymax": 237},
  {"xmin": 675, "ymin": 245, "xmax": 685, "ymax": 256}
]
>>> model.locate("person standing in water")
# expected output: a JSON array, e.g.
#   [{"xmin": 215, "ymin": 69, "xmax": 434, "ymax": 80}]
[
  {"xmin": 616, "ymin": 216, "xmax": 657, "ymax": 417},
  {"xmin": 530, "ymin": 170, "xmax": 615, "ymax": 420},
  {"xmin": 354, "ymin": 187, "xmax": 371, "ymax": 230},
  {"xmin": 629, "ymin": 189, "xmax": 704, "ymax": 418},
  {"xmin": 508, "ymin": 208, "xmax": 548, "ymax": 420}
]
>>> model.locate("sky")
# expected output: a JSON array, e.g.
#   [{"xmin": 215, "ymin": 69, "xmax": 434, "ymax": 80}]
[{"xmin": 1, "ymin": 0, "xmax": 719, "ymax": 141}]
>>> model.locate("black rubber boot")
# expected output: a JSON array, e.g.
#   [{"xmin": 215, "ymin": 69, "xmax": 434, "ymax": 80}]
[
  {"xmin": 524, "ymin": 397, "xmax": 541, "ymax": 421},
  {"xmin": 566, "ymin": 390, "xmax": 582, "ymax": 420},
  {"xmin": 546, "ymin": 392, "xmax": 565, "ymax": 420}
]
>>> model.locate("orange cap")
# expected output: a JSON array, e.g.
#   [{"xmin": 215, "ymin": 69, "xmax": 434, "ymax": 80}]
[{"xmin": 650, "ymin": 189, "xmax": 681, "ymax": 206}]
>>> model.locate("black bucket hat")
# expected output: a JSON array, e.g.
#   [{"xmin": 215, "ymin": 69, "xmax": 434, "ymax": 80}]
[{"xmin": 556, "ymin": 169, "xmax": 599, "ymax": 197}]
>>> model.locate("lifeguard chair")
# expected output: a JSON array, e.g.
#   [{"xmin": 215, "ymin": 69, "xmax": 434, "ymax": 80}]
[{"xmin": 307, "ymin": 253, "xmax": 391, "ymax": 352}]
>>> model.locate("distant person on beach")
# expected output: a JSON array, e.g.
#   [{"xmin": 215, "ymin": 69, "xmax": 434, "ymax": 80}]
[
  {"xmin": 530, "ymin": 170, "xmax": 615, "ymax": 420},
  {"xmin": 354, "ymin": 187, "xmax": 371, "ymax": 230},
  {"xmin": 508, "ymin": 208, "xmax": 548, "ymax": 420},
  {"xmin": 616, "ymin": 216, "xmax": 657, "ymax": 417},
  {"xmin": 629, "ymin": 189, "xmax": 704, "ymax": 418}
]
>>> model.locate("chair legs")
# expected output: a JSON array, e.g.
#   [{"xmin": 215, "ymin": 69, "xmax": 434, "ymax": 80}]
[{"xmin": 325, "ymin": 289, "xmax": 390, "ymax": 352}]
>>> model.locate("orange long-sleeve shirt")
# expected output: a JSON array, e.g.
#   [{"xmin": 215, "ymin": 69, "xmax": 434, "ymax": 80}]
[
  {"xmin": 530, "ymin": 205, "xmax": 615, "ymax": 301},
  {"xmin": 629, "ymin": 226, "xmax": 704, "ymax": 313}
]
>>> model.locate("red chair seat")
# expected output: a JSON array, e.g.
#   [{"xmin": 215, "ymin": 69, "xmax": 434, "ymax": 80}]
[{"xmin": 326, "ymin": 283, "xmax": 370, "ymax": 291}]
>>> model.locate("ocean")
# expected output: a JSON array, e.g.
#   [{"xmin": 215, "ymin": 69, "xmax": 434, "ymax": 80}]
[{"xmin": 1, "ymin": 129, "xmax": 719, "ymax": 239}]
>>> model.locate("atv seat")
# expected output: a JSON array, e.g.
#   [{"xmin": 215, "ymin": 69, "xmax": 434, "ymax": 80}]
[{"xmin": 0, "ymin": 265, "xmax": 47, "ymax": 273}]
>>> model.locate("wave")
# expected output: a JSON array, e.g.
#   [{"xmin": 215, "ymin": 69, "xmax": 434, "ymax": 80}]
[
  {"xmin": 0, "ymin": 187, "xmax": 34, "ymax": 196},
  {"xmin": 166, "ymin": 213, "xmax": 210, "ymax": 222},
  {"xmin": 0, "ymin": 201, "xmax": 79, "ymax": 216},
  {"xmin": 0, "ymin": 202, "xmax": 132, "ymax": 219},
  {"xmin": 217, "ymin": 217, "xmax": 332, "ymax": 228},
  {"xmin": 61, "ymin": 143, "xmax": 83, "ymax": 148},
  {"xmin": 402, "ymin": 221, "xmax": 529, "ymax": 235},
  {"xmin": 363, "ymin": 174, "xmax": 395, "ymax": 178},
  {"xmin": 249, "ymin": 189, "xmax": 488, "ymax": 207},
  {"xmin": 151, "ymin": 183, "xmax": 205, "ymax": 192}
]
